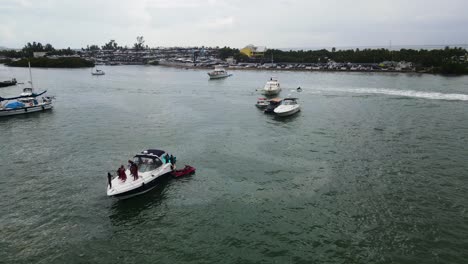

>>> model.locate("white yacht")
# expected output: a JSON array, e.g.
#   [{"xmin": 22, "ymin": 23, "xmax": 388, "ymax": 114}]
[
  {"xmin": 208, "ymin": 65, "xmax": 231, "ymax": 79},
  {"xmin": 107, "ymin": 149, "xmax": 174, "ymax": 199},
  {"xmin": 274, "ymin": 98, "xmax": 300, "ymax": 116},
  {"xmin": 0, "ymin": 63, "xmax": 54, "ymax": 117},
  {"xmin": 91, "ymin": 68, "xmax": 105, "ymax": 75},
  {"xmin": 262, "ymin": 77, "xmax": 281, "ymax": 95}
]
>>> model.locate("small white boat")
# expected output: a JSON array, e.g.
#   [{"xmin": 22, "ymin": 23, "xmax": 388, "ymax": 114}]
[
  {"xmin": 274, "ymin": 98, "xmax": 300, "ymax": 116},
  {"xmin": 208, "ymin": 66, "xmax": 231, "ymax": 79},
  {"xmin": 107, "ymin": 149, "xmax": 174, "ymax": 199},
  {"xmin": 262, "ymin": 77, "xmax": 281, "ymax": 95},
  {"xmin": 255, "ymin": 97, "xmax": 269, "ymax": 109},
  {"xmin": 91, "ymin": 69, "xmax": 105, "ymax": 75},
  {"xmin": 0, "ymin": 63, "xmax": 54, "ymax": 117}
]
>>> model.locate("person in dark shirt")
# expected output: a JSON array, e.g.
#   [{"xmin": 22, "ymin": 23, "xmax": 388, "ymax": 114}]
[
  {"xmin": 107, "ymin": 172, "xmax": 113, "ymax": 188},
  {"xmin": 129, "ymin": 160, "xmax": 139, "ymax": 181}
]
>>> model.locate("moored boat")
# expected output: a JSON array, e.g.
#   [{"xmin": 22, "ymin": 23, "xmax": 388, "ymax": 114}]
[
  {"xmin": 274, "ymin": 98, "xmax": 300, "ymax": 116},
  {"xmin": 0, "ymin": 78, "xmax": 17, "ymax": 88},
  {"xmin": 91, "ymin": 68, "xmax": 105, "ymax": 75},
  {"xmin": 0, "ymin": 63, "xmax": 54, "ymax": 117},
  {"xmin": 262, "ymin": 77, "xmax": 281, "ymax": 95},
  {"xmin": 255, "ymin": 97, "xmax": 269, "ymax": 109},
  {"xmin": 208, "ymin": 65, "xmax": 231, "ymax": 79}
]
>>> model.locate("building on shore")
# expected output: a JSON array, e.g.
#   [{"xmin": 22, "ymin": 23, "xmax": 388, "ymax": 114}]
[
  {"xmin": 33, "ymin": 52, "xmax": 47, "ymax": 58},
  {"xmin": 240, "ymin": 45, "xmax": 266, "ymax": 58}
]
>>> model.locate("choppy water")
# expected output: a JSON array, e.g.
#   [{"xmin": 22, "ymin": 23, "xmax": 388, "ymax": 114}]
[{"xmin": 1, "ymin": 65, "xmax": 467, "ymax": 263}]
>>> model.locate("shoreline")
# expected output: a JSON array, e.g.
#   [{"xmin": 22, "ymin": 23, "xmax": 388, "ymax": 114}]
[{"xmin": 157, "ymin": 63, "xmax": 431, "ymax": 75}]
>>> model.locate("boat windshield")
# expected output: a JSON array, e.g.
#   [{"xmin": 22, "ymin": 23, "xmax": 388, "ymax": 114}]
[
  {"xmin": 283, "ymin": 100, "xmax": 296, "ymax": 105},
  {"xmin": 133, "ymin": 156, "xmax": 162, "ymax": 172}
]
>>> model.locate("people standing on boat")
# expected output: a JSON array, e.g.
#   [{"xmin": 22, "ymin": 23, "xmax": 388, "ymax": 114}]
[
  {"xmin": 128, "ymin": 160, "xmax": 139, "ymax": 181},
  {"xmin": 117, "ymin": 165, "xmax": 127, "ymax": 182},
  {"xmin": 107, "ymin": 172, "xmax": 113, "ymax": 188}
]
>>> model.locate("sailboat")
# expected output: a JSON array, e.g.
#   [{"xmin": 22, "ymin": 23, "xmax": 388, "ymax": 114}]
[{"xmin": 0, "ymin": 62, "xmax": 54, "ymax": 117}]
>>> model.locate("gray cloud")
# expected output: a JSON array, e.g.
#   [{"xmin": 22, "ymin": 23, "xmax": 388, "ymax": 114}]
[{"xmin": 1, "ymin": 0, "xmax": 467, "ymax": 49}]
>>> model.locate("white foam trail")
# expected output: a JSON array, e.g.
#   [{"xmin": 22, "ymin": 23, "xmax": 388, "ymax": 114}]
[{"xmin": 315, "ymin": 87, "xmax": 468, "ymax": 101}]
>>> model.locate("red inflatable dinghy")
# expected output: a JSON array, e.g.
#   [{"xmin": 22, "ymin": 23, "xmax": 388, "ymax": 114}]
[{"xmin": 172, "ymin": 165, "xmax": 196, "ymax": 178}]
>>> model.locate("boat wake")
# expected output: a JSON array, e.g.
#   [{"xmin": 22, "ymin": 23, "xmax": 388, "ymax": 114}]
[{"xmin": 316, "ymin": 87, "xmax": 468, "ymax": 101}]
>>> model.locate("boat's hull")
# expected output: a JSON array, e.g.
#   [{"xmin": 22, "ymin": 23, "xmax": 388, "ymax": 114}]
[
  {"xmin": 0, "ymin": 104, "xmax": 53, "ymax": 117},
  {"xmin": 0, "ymin": 82, "xmax": 16, "ymax": 88},
  {"xmin": 262, "ymin": 89, "xmax": 281, "ymax": 96},
  {"xmin": 91, "ymin": 73, "xmax": 105, "ymax": 76},
  {"xmin": 208, "ymin": 73, "xmax": 231, "ymax": 79},
  {"xmin": 110, "ymin": 172, "xmax": 172, "ymax": 200},
  {"xmin": 275, "ymin": 107, "xmax": 300, "ymax": 116}
]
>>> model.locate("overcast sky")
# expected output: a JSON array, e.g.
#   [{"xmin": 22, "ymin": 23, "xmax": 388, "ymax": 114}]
[{"xmin": 1, "ymin": 0, "xmax": 468, "ymax": 49}]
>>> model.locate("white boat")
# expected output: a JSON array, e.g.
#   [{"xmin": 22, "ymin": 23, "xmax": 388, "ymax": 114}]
[
  {"xmin": 274, "ymin": 98, "xmax": 300, "ymax": 116},
  {"xmin": 262, "ymin": 77, "xmax": 281, "ymax": 95},
  {"xmin": 107, "ymin": 149, "xmax": 174, "ymax": 199},
  {"xmin": 91, "ymin": 68, "xmax": 105, "ymax": 75},
  {"xmin": 207, "ymin": 66, "xmax": 231, "ymax": 79},
  {"xmin": 255, "ymin": 97, "xmax": 269, "ymax": 109},
  {"xmin": 0, "ymin": 63, "xmax": 54, "ymax": 117}
]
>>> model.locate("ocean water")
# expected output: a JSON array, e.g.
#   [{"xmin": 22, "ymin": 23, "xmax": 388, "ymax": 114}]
[{"xmin": 0, "ymin": 65, "xmax": 467, "ymax": 263}]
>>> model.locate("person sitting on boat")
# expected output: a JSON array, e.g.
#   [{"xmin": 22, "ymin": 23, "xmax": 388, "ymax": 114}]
[
  {"xmin": 128, "ymin": 160, "xmax": 139, "ymax": 181},
  {"xmin": 117, "ymin": 165, "xmax": 127, "ymax": 182}
]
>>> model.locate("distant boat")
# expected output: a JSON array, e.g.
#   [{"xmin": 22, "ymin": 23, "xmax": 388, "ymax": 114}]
[
  {"xmin": 0, "ymin": 63, "xmax": 54, "ymax": 117},
  {"xmin": 207, "ymin": 65, "xmax": 231, "ymax": 79},
  {"xmin": 0, "ymin": 78, "xmax": 17, "ymax": 88},
  {"xmin": 91, "ymin": 68, "xmax": 105, "ymax": 75},
  {"xmin": 262, "ymin": 77, "xmax": 281, "ymax": 95}
]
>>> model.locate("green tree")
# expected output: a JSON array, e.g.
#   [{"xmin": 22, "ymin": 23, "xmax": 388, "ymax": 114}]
[{"xmin": 134, "ymin": 36, "xmax": 145, "ymax": 50}]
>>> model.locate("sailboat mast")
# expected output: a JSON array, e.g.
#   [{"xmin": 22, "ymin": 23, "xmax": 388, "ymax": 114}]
[{"xmin": 28, "ymin": 61, "xmax": 34, "ymax": 90}]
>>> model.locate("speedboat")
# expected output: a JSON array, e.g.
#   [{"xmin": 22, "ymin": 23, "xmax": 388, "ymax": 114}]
[
  {"xmin": 274, "ymin": 98, "xmax": 300, "ymax": 116},
  {"xmin": 0, "ymin": 64, "xmax": 54, "ymax": 117},
  {"xmin": 207, "ymin": 65, "xmax": 231, "ymax": 79},
  {"xmin": 91, "ymin": 69, "xmax": 105, "ymax": 75},
  {"xmin": 264, "ymin": 97, "xmax": 282, "ymax": 114},
  {"xmin": 0, "ymin": 78, "xmax": 17, "ymax": 88},
  {"xmin": 255, "ymin": 97, "xmax": 269, "ymax": 109},
  {"xmin": 262, "ymin": 77, "xmax": 281, "ymax": 96},
  {"xmin": 107, "ymin": 149, "xmax": 174, "ymax": 199}
]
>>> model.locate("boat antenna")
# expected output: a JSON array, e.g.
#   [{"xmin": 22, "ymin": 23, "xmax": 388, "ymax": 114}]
[{"xmin": 28, "ymin": 60, "xmax": 34, "ymax": 90}]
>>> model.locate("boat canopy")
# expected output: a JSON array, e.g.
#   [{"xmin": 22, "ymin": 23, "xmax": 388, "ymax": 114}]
[
  {"xmin": 269, "ymin": 98, "xmax": 283, "ymax": 103},
  {"xmin": 0, "ymin": 90, "xmax": 47, "ymax": 102},
  {"xmin": 135, "ymin": 149, "xmax": 166, "ymax": 158}
]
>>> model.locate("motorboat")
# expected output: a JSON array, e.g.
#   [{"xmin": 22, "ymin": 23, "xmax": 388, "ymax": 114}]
[
  {"xmin": 255, "ymin": 97, "xmax": 269, "ymax": 109},
  {"xmin": 107, "ymin": 149, "xmax": 174, "ymax": 199},
  {"xmin": 262, "ymin": 77, "xmax": 281, "ymax": 96},
  {"xmin": 274, "ymin": 98, "xmax": 300, "ymax": 116},
  {"xmin": 172, "ymin": 165, "xmax": 196, "ymax": 178},
  {"xmin": 91, "ymin": 68, "xmax": 105, "ymax": 75},
  {"xmin": 264, "ymin": 97, "xmax": 282, "ymax": 114},
  {"xmin": 207, "ymin": 65, "xmax": 231, "ymax": 79},
  {"xmin": 0, "ymin": 63, "xmax": 54, "ymax": 117},
  {"xmin": 0, "ymin": 78, "xmax": 17, "ymax": 88}
]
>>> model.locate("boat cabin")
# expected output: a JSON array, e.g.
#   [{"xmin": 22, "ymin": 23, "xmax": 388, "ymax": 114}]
[
  {"xmin": 133, "ymin": 149, "xmax": 167, "ymax": 173},
  {"xmin": 281, "ymin": 98, "xmax": 298, "ymax": 105}
]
